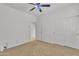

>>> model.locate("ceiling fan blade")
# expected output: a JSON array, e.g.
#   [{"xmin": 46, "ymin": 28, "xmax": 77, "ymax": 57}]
[
  {"xmin": 39, "ymin": 8, "xmax": 42, "ymax": 12},
  {"xmin": 30, "ymin": 7, "xmax": 35, "ymax": 11},
  {"xmin": 29, "ymin": 3, "xmax": 35, "ymax": 5},
  {"xmin": 41, "ymin": 5, "xmax": 50, "ymax": 7}
]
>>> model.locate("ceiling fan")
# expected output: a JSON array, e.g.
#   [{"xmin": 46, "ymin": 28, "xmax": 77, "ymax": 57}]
[{"xmin": 29, "ymin": 3, "xmax": 50, "ymax": 12}]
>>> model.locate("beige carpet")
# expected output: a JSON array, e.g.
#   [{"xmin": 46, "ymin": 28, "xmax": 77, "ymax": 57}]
[{"xmin": 0, "ymin": 40, "xmax": 79, "ymax": 56}]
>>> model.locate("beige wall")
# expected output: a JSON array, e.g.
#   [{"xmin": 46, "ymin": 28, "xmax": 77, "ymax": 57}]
[
  {"xmin": 0, "ymin": 4, "xmax": 36, "ymax": 51},
  {"xmin": 36, "ymin": 4, "xmax": 79, "ymax": 49}
]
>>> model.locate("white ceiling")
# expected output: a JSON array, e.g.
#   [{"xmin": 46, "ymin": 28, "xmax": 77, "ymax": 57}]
[{"xmin": 2, "ymin": 3, "xmax": 74, "ymax": 17}]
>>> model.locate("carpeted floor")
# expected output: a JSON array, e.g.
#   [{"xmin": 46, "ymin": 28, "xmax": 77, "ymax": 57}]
[{"xmin": 0, "ymin": 40, "xmax": 79, "ymax": 56}]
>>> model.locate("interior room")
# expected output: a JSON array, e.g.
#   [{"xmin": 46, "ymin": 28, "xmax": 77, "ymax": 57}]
[{"xmin": 0, "ymin": 3, "xmax": 79, "ymax": 56}]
